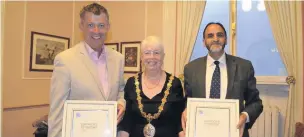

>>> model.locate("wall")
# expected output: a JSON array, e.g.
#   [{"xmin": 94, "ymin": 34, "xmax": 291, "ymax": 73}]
[
  {"xmin": 3, "ymin": 2, "xmax": 73, "ymax": 137},
  {"xmin": 3, "ymin": 1, "xmax": 74, "ymax": 109},
  {"xmin": 2, "ymin": 1, "xmax": 164, "ymax": 137},
  {"xmin": 3, "ymin": 105, "xmax": 49, "ymax": 137},
  {"xmin": 0, "ymin": 1, "xmax": 4, "ymax": 136},
  {"xmin": 3, "ymin": 1, "xmax": 299, "ymax": 137},
  {"xmin": 303, "ymin": 1, "xmax": 304, "ymax": 122}
]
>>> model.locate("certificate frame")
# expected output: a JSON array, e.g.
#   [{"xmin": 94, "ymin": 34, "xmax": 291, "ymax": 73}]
[
  {"xmin": 62, "ymin": 100, "xmax": 117, "ymax": 137},
  {"xmin": 186, "ymin": 98, "xmax": 239, "ymax": 137}
]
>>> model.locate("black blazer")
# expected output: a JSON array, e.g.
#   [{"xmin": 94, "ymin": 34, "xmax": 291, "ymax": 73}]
[{"xmin": 184, "ymin": 54, "xmax": 263, "ymax": 137}]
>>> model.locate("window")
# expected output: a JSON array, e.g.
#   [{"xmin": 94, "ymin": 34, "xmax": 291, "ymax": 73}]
[
  {"xmin": 236, "ymin": 0, "xmax": 287, "ymax": 76},
  {"xmin": 190, "ymin": 0, "xmax": 286, "ymax": 84},
  {"xmin": 190, "ymin": 0, "xmax": 230, "ymax": 61}
]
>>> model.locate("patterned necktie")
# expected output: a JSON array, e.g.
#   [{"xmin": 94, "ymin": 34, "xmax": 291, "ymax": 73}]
[{"xmin": 210, "ymin": 61, "xmax": 220, "ymax": 99}]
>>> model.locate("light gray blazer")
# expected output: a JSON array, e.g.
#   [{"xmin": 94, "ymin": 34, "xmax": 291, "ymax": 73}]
[{"xmin": 48, "ymin": 41, "xmax": 125, "ymax": 137}]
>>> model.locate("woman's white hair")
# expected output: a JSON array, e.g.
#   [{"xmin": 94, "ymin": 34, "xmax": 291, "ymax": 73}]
[{"xmin": 141, "ymin": 36, "xmax": 164, "ymax": 53}]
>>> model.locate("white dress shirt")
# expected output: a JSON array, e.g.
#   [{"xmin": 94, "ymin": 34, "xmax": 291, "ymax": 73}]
[
  {"xmin": 206, "ymin": 53, "xmax": 249, "ymax": 122},
  {"xmin": 206, "ymin": 53, "xmax": 228, "ymax": 99}
]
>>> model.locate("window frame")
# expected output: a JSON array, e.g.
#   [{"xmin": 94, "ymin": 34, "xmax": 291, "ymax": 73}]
[{"xmin": 230, "ymin": 1, "xmax": 287, "ymax": 85}]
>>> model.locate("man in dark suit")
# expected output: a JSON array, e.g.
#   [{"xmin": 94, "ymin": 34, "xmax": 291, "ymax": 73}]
[{"xmin": 181, "ymin": 22, "xmax": 263, "ymax": 137}]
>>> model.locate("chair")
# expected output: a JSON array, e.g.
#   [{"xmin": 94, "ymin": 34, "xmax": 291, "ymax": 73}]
[{"xmin": 32, "ymin": 115, "xmax": 48, "ymax": 137}]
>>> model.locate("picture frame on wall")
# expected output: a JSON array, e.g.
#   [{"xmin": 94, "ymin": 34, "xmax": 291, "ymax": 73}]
[
  {"xmin": 29, "ymin": 31, "xmax": 70, "ymax": 72},
  {"xmin": 120, "ymin": 41, "xmax": 141, "ymax": 73},
  {"xmin": 105, "ymin": 43, "xmax": 119, "ymax": 52}
]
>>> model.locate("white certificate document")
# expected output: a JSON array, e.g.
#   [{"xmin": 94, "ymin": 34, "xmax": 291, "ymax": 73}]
[
  {"xmin": 186, "ymin": 98, "xmax": 239, "ymax": 137},
  {"xmin": 62, "ymin": 100, "xmax": 117, "ymax": 137}
]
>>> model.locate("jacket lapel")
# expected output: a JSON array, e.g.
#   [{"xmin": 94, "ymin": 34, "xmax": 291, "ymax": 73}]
[
  {"xmin": 78, "ymin": 42, "xmax": 106, "ymax": 99},
  {"xmin": 105, "ymin": 48, "xmax": 114, "ymax": 100},
  {"xmin": 225, "ymin": 54, "xmax": 236, "ymax": 99},
  {"xmin": 199, "ymin": 57, "xmax": 207, "ymax": 98}
]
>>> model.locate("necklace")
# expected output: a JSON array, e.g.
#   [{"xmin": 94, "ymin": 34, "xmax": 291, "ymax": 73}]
[
  {"xmin": 143, "ymin": 72, "xmax": 162, "ymax": 89},
  {"xmin": 135, "ymin": 73, "xmax": 174, "ymax": 137}
]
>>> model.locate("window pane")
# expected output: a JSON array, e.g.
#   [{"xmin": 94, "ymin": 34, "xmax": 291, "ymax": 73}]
[
  {"xmin": 236, "ymin": 0, "xmax": 287, "ymax": 76},
  {"xmin": 190, "ymin": 0, "xmax": 230, "ymax": 61}
]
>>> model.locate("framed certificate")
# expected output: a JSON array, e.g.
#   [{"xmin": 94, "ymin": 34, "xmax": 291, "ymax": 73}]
[
  {"xmin": 62, "ymin": 100, "xmax": 117, "ymax": 137},
  {"xmin": 186, "ymin": 98, "xmax": 239, "ymax": 137}
]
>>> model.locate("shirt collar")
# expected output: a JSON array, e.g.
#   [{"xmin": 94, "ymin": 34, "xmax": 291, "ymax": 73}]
[
  {"xmin": 207, "ymin": 53, "xmax": 226, "ymax": 67},
  {"xmin": 84, "ymin": 42, "xmax": 106, "ymax": 60}
]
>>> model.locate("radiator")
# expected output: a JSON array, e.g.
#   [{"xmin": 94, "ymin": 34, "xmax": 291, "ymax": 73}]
[{"xmin": 249, "ymin": 106, "xmax": 280, "ymax": 137}]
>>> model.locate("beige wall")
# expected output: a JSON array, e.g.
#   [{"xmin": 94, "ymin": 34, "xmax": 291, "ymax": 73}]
[
  {"xmin": 1, "ymin": 1, "xmax": 4, "ymax": 136},
  {"xmin": 3, "ymin": 2, "xmax": 73, "ymax": 137},
  {"xmin": 2, "ymin": 1, "xmax": 165, "ymax": 137},
  {"xmin": 3, "ymin": 105, "xmax": 49, "ymax": 137},
  {"xmin": 302, "ymin": 1, "xmax": 304, "ymax": 122},
  {"xmin": 3, "ymin": 1, "xmax": 74, "ymax": 109}
]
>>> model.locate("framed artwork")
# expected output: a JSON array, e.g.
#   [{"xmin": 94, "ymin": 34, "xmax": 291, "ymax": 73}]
[
  {"xmin": 29, "ymin": 31, "xmax": 70, "ymax": 72},
  {"xmin": 120, "ymin": 41, "xmax": 141, "ymax": 73},
  {"xmin": 105, "ymin": 43, "xmax": 119, "ymax": 52}
]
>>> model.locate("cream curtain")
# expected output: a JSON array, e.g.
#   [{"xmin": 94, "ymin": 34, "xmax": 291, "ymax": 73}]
[
  {"xmin": 175, "ymin": 1, "xmax": 206, "ymax": 76},
  {"xmin": 265, "ymin": 2, "xmax": 303, "ymax": 137}
]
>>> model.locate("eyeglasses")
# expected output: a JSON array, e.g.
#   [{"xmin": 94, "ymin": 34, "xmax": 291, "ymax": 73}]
[{"xmin": 143, "ymin": 50, "xmax": 162, "ymax": 56}]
